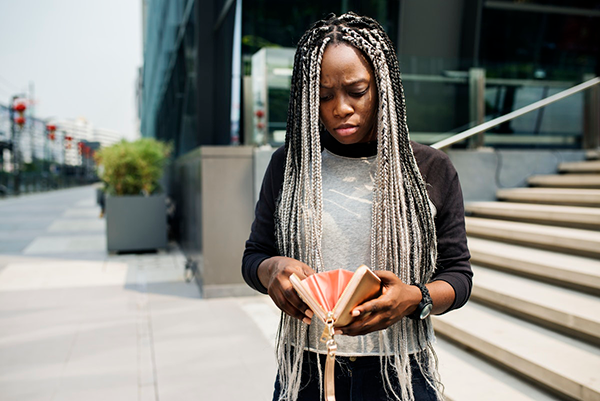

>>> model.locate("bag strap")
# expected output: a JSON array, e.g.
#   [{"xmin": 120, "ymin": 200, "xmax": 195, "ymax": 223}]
[{"xmin": 322, "ymin": 312, "xmax": 337, "ymax": 401}]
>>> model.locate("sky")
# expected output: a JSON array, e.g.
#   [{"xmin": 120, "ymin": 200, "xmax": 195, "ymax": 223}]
[{"xmin": 0, "ymin": 0, "xmax": 142, "ymax": 140}]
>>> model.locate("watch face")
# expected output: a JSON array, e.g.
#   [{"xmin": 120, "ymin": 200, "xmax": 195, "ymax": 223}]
[{"xmin": 420, "ymin": 303, "xmax": 433, "ymax": 320}]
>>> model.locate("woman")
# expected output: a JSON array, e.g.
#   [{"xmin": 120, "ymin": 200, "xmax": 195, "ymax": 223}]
[{"xmin": 242, "ymin": 12, "xmax": 472, "ymax": 401}]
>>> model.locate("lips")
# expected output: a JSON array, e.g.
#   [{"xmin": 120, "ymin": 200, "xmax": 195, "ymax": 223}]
[{"xmin": 335, "ymin": 124, "xmax": 358, "ymax": 136}]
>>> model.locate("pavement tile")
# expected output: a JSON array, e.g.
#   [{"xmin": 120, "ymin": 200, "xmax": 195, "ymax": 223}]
[
  {"xmin": 61, "ymin": 209, "xmax": 101, "ymax": 218},
  {"xmin": 0, "ymin": 240, "xmax": 35, "ymax": 253},
  {"xmin": 0, "ymin": 186, "xmax": 278, "ymax": 401},
  {"xmin": 47, "ymin": 219, "xmax": 105, "ymax": 232},
  {"xmin": 23, "ymin": 235, "xmax": 107, "ymax": 254}
]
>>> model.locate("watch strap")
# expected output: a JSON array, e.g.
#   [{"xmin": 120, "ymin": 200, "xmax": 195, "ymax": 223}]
[{"xmin": 408, "ymin": 283, "xmax": 432, "ymax": 320}]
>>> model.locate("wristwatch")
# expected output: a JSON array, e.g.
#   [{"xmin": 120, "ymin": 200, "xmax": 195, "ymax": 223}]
[{"xmin": 408, "ymin": 283, "xmax": 433, "ymax": 320}]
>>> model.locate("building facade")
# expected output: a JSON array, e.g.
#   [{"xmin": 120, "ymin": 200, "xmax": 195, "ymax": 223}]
[{"xmin": 140, "ymin": 0, "xmax": 599, "ymax": 155}]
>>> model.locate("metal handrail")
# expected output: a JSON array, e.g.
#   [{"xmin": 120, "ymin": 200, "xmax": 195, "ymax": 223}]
[{"xmin": 431, "ymin": 76, "xmax": 600, "ymax": 150}]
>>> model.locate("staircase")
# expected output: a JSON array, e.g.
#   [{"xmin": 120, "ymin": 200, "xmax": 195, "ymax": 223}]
[{"xmin": 433, "ymin": 152, "xmax": 600, "ymax": 401}]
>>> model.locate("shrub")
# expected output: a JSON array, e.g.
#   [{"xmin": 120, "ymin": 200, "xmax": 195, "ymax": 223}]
[{"xmin": 95, "ymin": 138, "xmax": 172, "ymax": 196}]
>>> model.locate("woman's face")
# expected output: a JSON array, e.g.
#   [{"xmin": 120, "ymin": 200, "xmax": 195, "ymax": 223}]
[{"xmin": 319, "ymin": 43, "xmax": 378, "ymax": 145}]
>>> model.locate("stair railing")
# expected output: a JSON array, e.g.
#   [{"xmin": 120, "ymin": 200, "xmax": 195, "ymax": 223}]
[{"xmin": 431, "ymin": 76, "xmax": 600, "ymax": 150}]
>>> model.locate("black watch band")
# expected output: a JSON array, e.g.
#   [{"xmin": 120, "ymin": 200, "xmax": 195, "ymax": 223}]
[{"xmin": 408, "ymin": 283, "xmax": 433, "ymax": 320}]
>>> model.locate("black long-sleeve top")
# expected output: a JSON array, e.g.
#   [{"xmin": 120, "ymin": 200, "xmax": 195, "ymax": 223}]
[{"xmin": 242, "ymin": 134, "xmax": 472, "ymax": 313}]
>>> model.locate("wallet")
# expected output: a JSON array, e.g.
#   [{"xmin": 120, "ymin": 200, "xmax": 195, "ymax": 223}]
[
  {"xmin": 290, "ymin": 265, "xmax": 381, "ymax": 327},
  {"xmin": 289, "ymin": 265, "xmax": 381, "ymax": 401}
]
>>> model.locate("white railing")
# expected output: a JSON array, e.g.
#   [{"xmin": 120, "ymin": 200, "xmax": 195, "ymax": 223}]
[{"xmin": 431, "ymin": 76, "xmax": 600, "ymax": 150}]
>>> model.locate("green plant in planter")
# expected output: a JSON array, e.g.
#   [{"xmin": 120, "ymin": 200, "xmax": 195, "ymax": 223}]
[{"xmin": 95, "ymin": 138, "xmax": 172, "ymax": 196}]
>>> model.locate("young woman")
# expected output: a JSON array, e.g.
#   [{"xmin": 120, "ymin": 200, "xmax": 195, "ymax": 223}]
[{"xmin": 242, "ymin": 12, "xmax": 472, "ymax": 401}]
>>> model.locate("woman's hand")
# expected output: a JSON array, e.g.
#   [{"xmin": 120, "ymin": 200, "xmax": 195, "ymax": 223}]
[
  {"xmin": 258, "ymin": 256, "xmax": 316, "ymax": 324},
  {"xmin": 336, "ymin": 271, "xmax": 422, "ymax": 336}
]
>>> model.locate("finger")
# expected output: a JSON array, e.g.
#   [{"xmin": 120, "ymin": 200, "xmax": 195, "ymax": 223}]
[
  {"xmin": 272, "ymin": 294, "xmax": 311, "ymax": 322},
  {"xmin": 351, "ymin": 297, "xmax": 382, "ymax": 317},
  {"xmin": 339, "ymin": 317, "xmax": 383, "ymax": 336},
  {"xmin": 302, "ymin": 265, "xmax": 317, "ymax": 277},
  {"xmin": 271, "ymin": 284, "xmax": 312, "ymax": 322},
  {"xmin": 373, "ymin": 270, "xmax": 401, "ymax": 285}
]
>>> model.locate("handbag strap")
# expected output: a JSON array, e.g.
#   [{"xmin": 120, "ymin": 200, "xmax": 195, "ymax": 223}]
[{"xmin": 322, "ymin": 313, "xmax": 337, "ymax": 401}]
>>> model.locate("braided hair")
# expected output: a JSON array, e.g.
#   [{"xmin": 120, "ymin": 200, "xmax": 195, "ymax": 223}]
[{"xmin": 274, "ymin": 12, "xmax": 442, "ymax": 401}]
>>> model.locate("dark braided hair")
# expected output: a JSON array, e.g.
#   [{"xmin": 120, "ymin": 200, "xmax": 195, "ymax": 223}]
[{"xmin": 274, "ymin": 13, "xmax": 442, "ymax": 401}]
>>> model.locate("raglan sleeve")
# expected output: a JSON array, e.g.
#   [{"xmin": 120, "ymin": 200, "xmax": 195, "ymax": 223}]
[
  {"xmin": 428, "ymin": 153, "xmax": 473, "ymax": 313},
  {"xmin": 241, "ymin": 147, "xmax": 285, "ymax": 294}
]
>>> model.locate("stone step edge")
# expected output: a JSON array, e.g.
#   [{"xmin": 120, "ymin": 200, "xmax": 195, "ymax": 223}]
[
  {"xmin": 466, "ymin": 218, "xmax": 600, "ymax": 259},
  {"xmin": 433, "ymin": 316, "xmax": 598, "ymax": 401},
  {"xmin": 470, "ymin": 282, "xmax": 600, "ymax": 346},
  {"xmin": 436, "ymin": 338, "xmax": 561, "ymax": 401},
  {"xmin": 559, "ymin": 160, "xmax": 600, "ymax": 172},
  {"xmin": 470, "ymin": 246, "xmax": 600, "ymax": 296},
  {"xmin": 496, "ymin": 188, "xmax": 600, "ymax": 207},
  {"xmin": 465, "ymin": 202, "xmax": 600, "ymax": 230},
  {"xmin": 527, "ymin": 177, "xmax": 600, "ymax": 189}
]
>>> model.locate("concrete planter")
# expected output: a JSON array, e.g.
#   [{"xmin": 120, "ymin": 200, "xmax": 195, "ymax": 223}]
[{"xmin": 105, "ymin": 193, "xmax": 167, "ymax": 252}]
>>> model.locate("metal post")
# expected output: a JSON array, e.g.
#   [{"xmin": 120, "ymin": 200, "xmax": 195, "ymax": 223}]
[
  {"xmin": 583, "ymin": 73, "xmax": 600, "ymax": 150},
  {"xmin": 469, "ymin": 68, "xmax": 486, "ymax": 148}
]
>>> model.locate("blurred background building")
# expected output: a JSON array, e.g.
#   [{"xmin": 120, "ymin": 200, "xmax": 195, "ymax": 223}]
[
  {"xmin": 0, "ymin": 103, "xmax": 125, "ymax": 193},
  {"xmin": 139, "ymin": 0, "xmax": 599, "ymax": 154}
]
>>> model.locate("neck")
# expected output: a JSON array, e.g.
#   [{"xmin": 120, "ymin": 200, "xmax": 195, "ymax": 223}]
[{"xmin": 320, "ymin": 131, "xmax": 378, "ymax": 158}]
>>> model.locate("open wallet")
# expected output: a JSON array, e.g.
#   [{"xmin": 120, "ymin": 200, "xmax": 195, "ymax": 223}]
[{"xmin": 289, "ymin": 265, "xmax": 382, "ymax": 401}]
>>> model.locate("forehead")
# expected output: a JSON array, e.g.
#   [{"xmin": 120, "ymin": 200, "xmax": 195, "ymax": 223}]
[{"xmin": 320, "ymin": 43, "xmax": 373, "ymax": 84}]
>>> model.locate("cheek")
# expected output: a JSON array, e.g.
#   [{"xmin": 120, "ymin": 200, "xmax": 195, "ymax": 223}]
[
  {"xmin": 365, "ymin": 92, "xmax": 378, "ymax": 120},
  {"xmin": 319, "ymin": 104, "xmax": 331, "ymax": 123}
]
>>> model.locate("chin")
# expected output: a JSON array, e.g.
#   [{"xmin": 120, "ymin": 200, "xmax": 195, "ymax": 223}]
[{"xmin": 330, "ymin": 133, "xmax": 361, "ymax": 145}]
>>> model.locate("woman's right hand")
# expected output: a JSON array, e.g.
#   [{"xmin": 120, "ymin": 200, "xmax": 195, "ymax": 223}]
[{"xmin": 258, "ymin": 256, "xmax": 315, "ymax": 324}]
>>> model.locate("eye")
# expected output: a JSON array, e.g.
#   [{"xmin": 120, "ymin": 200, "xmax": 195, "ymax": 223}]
[
  {"xmin": 350, "ymin": 88, "xmax": 368, "ymax": 97},
  {"xmin": 319, "ymin": 94, "xmax": 332, "ymax": 102}
]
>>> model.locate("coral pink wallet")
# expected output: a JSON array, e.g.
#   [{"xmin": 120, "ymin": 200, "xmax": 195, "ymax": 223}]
[{"xmin": 290, "ymin": 265, "xmax": 382, "ymax": 327}]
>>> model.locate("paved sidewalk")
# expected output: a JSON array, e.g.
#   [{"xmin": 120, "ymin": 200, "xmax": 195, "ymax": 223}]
[{"xmin": 0, "ymin": 186, "xmax": 279, "ymax": 401}]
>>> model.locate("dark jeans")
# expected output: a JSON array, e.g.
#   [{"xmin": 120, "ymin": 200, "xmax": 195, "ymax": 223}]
[{"xmin": 273, "ymin": 351, "xmax": 438, "ymax": 401}]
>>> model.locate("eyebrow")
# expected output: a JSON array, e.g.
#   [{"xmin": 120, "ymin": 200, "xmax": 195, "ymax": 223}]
[{"xmin": 320, "ymin": 78, "xmax": 369, "ymax": 89}]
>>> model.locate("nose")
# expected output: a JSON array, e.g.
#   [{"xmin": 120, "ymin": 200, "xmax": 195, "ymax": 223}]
[{"xmin": 333, "ymin": 95, "xmax": 353, "ymax": 118}]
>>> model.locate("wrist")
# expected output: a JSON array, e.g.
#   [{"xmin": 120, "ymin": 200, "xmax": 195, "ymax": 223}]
[
  {"xmin": 404, "ymin": 284, "xmax": 422, "ymax": 316},
  {"xmin": 257, "ymin": 257, "xmax": 277, "ymax": 289},
  {"xmin": 407, "ymin": 283, "xmax": 433, "ymax": 320}
]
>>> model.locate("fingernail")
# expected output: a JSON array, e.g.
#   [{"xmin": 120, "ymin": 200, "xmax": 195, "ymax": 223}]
[
  {"xmin": 305, "ymin": 309, "xmax": 314, "ymax": 318},
  {"xmin": 352, "ymin": 310, "xmax": 360, "ymax": 317},
  {"xmin": 334, "ymin": 330, "xmax": 343, "ymax": 335},
  {"xmin": 303, "ymin": 317, "xmax": 312, "ymax": 325}
]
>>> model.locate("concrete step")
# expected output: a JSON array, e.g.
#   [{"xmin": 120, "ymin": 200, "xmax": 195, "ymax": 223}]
[
  {"xmin": 465, "ymin": 217, "xmax": 600, "ymax": 258},
  {"xmin": 528, "ymin": 174, "xmax": 600, "ymax": 188},
  {"xmin": 433, "ymin": 303, "xmax": 600, "ymax": 401},
  {"xmin": 496, "ymin": 187, "xmax": 600, "ymax": 207},
  {"xmin": 559, "ymin": 160, "xmax": 600, "ymax": 174},
  {"xmin": 471, "ymin": 265, "xmax": 600, "ymax": 345},
  {"xmin": 465, "ymin": 201, "xmax": 600, "ymax": 230},
  {"xmin": 586, "ymin": 150, "xmax": 600, "ymax": 160},
  {"xmin": 437, "ymin": 338, "xmax": 561, "ymax": 401},
  {"xmin": 467, "ymin": 237, "xmax": 600, "ymax": 295}
]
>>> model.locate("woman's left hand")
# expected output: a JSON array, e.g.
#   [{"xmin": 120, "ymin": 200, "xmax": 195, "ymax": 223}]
[{"xmin": 336, "ymin": 271, "xmax": 422, "ymax": 336}]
